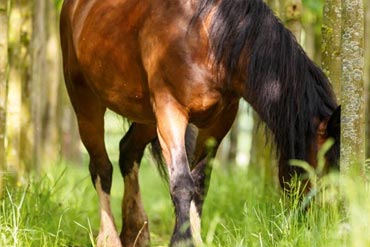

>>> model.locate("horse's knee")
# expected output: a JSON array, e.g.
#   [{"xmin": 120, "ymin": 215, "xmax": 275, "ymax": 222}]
[
  {"xmin": 119, "ymin": 124, "xmax": 155, "ymax": 177},
  {"xmin": 89, "ymin": 160, "xmax": 113, "ymax": 194},
  {"xmin": 170, "ymin": 172, "xmax": 195, "ymax": 219}
]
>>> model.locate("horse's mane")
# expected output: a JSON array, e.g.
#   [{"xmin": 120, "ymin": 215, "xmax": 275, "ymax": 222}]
[{"xmin": 195, "ymin": 0, "xmax": 338, "ymax": 162}]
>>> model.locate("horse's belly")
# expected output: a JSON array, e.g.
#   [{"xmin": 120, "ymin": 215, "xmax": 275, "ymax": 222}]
[
  {"xmin": 99, "ymin": 84, "xmax": 156, "ymax": 124},
  {"xmin": 78, "ymin": 57, "xmax": 154, "ymax": 123}
]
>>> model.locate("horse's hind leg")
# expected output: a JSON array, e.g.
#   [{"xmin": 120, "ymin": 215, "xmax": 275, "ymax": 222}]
[
  {"xmin": 118, "ymin": 123, "xmax": 156, "ymax": 247},
  {"xmin": 66, "ymin": 79, "xmax": 121, "ymax": 247}
]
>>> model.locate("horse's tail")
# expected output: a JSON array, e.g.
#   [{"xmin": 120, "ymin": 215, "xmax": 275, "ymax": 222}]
[{"xmin": 149, "ymin": 138, "xmax": 168, "ymax": 181}]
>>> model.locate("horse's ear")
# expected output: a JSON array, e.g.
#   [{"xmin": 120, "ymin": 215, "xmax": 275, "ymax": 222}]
[{"xmin": 327, "ymin": 105, "xmax": 341, "ymax": 141}]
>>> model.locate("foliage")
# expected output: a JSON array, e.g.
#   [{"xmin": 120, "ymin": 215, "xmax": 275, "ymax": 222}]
[
  {"xmin": 302, "ymin": 0, "xmax": 323, "ymax": 14},
  {"xmin": 302, "ymin": 0, "xmax": 324, "ymax": 44},
  {"xmin": 54, "ymin": 0, "xmax": 63, "ymax": 10}
]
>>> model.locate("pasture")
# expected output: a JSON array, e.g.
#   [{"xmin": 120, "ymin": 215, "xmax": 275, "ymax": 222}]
[{"xmin": 1, "ymin": 113, "xmax": 369, "ymax": 247}]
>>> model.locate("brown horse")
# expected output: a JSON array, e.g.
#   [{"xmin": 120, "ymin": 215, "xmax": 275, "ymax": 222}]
[{"xmin": 60, "ymin": 0, "xmax": 340, "ymax": 246}]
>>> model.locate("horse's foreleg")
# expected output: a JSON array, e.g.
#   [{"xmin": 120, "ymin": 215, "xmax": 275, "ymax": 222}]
[
  {"xmin": 119, "ymin": 123, "xmax": 156, "ymax": 247},
  {"xmin": 65, "ymin": 74, "xmax": 121, "ymax": 247},
  {"xmin": 154, "ymin": 100, "xmax": 195, "ymax": 247}
]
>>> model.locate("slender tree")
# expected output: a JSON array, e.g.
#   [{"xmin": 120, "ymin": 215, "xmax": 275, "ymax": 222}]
[
  {"xmin": 30, "ymin": 0, "xmax": 47, "ymax": 169},
  {"xmin": 0, "ymin": 0, "xmax": 9, "ymax": 192},
  {"xmin": 43, "ymin": 0, "xmax": 62, "ymax": 163},
  {"xmin": 281, "ymin": 0, "xmax": 303, "ymax": 43},
  {"xmin": 340, "ymin": 0, "xmax": 366, "ymax": 173},
  {"xmin": 19, "ymin": 0, "xmax": 34, "ymax": 174},
  {"xmin": 322, "ymin": 0, "xmax": 342, "ymax": 101}
]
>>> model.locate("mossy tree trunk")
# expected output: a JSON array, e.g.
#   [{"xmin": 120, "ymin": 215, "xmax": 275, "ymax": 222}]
[
  {"xmin": 0, "ymin": 0, "xmax": 9, "ymax": 192},
  {"xmin": 365, "ymin": 0, "xmax": 370, "ymax": 160},
  {"xmin": 322, "ymin": 0, "xmax": 342, "ymax": 101},
  {"xmin": 340, "ymin": 0, "xmax": 366, "ymax": 173}
]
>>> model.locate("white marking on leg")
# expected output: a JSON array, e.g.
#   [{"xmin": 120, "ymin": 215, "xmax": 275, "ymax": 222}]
[
  {"xmin": 190, "ymin": 200, "xmax": 203, "ymax": 247},
  {"xmin": 96, "ymin": 176, "xmax": 122, "ymax": 247}
]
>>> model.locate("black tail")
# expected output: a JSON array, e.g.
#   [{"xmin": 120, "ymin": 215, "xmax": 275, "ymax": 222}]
[{"xmin": 150, "ymin": 138, "xmax": 168, "ymax": 181}]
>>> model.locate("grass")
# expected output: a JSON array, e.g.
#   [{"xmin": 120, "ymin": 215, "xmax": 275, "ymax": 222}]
[
  {"xmin": 1, "ymin": 112, "xmax": 369, "ymax": 246},
  {"xmin": 1, "ymin": 158, "xmax": 370, "ymax": 247}
]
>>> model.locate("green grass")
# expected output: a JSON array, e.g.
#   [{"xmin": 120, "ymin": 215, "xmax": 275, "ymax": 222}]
[{"xmin": 1, "ymin": 158, "xmax": 370, "ymax": 247}]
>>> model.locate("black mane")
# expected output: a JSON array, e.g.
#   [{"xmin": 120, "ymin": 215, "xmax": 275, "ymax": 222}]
[{"xmin": 196, "ymin": 0, "xmax": 338, "ymax": 163}]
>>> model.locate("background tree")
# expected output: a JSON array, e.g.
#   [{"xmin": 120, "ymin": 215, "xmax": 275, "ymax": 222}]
[
  {"xmin": 30, "ymin": 0, "xmax": 47, "ymax": 170},
  {"xmin": 0, "ymin": 0, "xmax": 9, "ymax": 192},
  {"xmin": 281, "ymin": 0, "xmax": 303, "ymax": 42},
  {"xmin": 17, "ymin": 0, "xmax": 34, "ymax": 176},
  {"xmin": 6, "ymin": 0, "xmax": 33, "ymax": 180},
  {"xmin": 340, "ymin": 0, "xmax": 366, "ymax": 173},
  {"xmin": 6, "ymin": 0, "xmax": 74, "ymax": 181},
  {"xmin": 322, "ymin": 0, "xmax": 342, "ymax": 100}
]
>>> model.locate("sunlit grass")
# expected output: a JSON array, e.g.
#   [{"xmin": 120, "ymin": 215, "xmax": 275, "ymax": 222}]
[{"xmin": 1, "ymin": 157, "xmax": 370, "ymax": 246}]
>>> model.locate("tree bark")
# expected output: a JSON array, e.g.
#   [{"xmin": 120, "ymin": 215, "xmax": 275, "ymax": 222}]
[
  {"xmin": 365, "ymin": 0, "xmax": 370, "ymax": 160},
  {"xmin": 0, "ymin": 0, "xmax": 9, "ymax": 192},
  {"xmin": 322, "ymin": 0, "xmax": 342, "ymax": 101},
  {"xmin": 340, "ymin": 0, "xmax": 366, "ymax": 173}
]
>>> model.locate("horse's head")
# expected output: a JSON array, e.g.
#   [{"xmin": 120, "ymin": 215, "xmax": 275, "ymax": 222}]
[
  {"xmin": 314, "ymin": 105, "xmax": 341, "ymax": 171},
  {"xmin": 279, "ymin": 106, "xmax": 341, "ymax": 190}
]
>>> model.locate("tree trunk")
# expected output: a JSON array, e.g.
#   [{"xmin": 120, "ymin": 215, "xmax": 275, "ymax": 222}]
[
  {"xmin": 0, "ymin": 0, "xmax": 9, "ymax": 192},
  {"xmin": 340, "ymin": 0, "xmax": 366, "ymax": 173},
  {"xmin": 41, "ymin": 0, "xmax": 61, "ymax": 165},
  {"xmin": 281, "ymin": 0, "xmax": 303, "ymax": 43},
  {"xmin": 13, "ymin": 0, "xmax": 34, "ymax": 177},
  {"xmin": 30, "ymin": 0, "xmax": 47, "ymax": 169},
  {"xmin": 322, "ymin": 0, "xmax": 342, "ymax": 101},
  {"xmin": 365, "ymin": 0, "xmax": 370, "ymax": 160}
]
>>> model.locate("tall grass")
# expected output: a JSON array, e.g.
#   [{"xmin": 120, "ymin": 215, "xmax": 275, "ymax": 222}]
[{"xmin": 1, "ymin": 158, "xmax": 370, "ymax": 246}]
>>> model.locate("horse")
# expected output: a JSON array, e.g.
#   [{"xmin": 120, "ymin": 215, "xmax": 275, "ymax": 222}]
[{"xmin": 60, "ymin": 0, "xmax": 340, "ymax": 246}]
